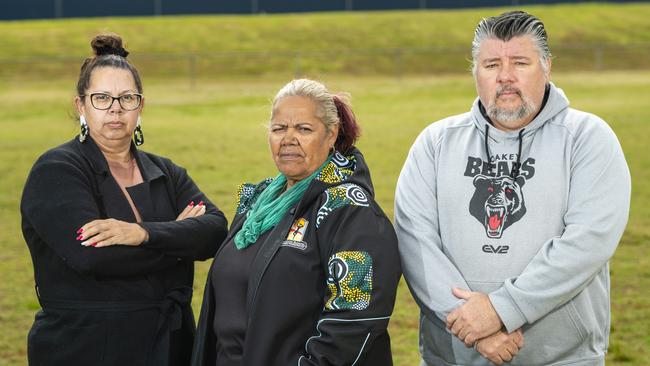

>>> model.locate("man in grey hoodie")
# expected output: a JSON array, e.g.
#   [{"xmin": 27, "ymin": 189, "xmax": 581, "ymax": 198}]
[{"xmin": 395, "ymin": 10, "xmax": 630, "ymax": 366}]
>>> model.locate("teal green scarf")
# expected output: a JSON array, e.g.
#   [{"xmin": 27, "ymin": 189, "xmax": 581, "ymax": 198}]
[{"xmin": 234, "ymin": 157, "xmax": 331, "ymax": 250}]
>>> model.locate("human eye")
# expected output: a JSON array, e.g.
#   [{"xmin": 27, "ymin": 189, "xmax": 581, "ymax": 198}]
[
  {"xmin": 270, "ymin": 124, "xmax": 286, "ymax": 133},
  {"xmin": 297, "ymin": 125, "xmax": 313, "ymax": 133},
  {"xmin": 514, "ymin": 58, "xmax": 530, "ymax": 66},
  {"xmin": 120, "ymin": 94, "xmax": 136, "ymax": 102},
  {"xmin": 93, "ymin": 93, "xmax": 110, "ymax": 101}
]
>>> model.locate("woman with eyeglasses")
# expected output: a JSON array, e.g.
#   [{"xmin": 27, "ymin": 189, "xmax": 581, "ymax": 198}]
[{"xmin": 20, "ymin": 33, "xmax": 228, "ymax": 366}]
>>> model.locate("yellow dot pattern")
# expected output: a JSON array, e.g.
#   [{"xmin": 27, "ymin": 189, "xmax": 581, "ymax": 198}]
[
  {"xmin": 325, "ymin": 251, "xmax": 373, "ymax": 311},
  {"xmin": 235, "ymin": 178, "xmax": 273, "ymax": 214}
]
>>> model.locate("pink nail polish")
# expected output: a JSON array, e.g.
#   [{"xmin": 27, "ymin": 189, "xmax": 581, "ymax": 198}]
[
  {"xmin": 77, "ymin": 228, "xmax": 84, "ymax": 234},
  {"xmin": 76, "ymin": 235, "xmax": 83, "ymax": 241},
  {"xmin": 198, "ymin": 201, "xmax": 204, "ymax": 206}
]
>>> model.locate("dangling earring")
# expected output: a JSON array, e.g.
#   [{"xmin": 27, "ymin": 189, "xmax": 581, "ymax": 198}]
[
  {"xmin": 329, "ymin": 145, "xmax": 336, "ymax": 156},
  {"xmin": 134, "ymin": 116, "xmax": 144, "ymax": 146},
  {"xmin": 78, "ymin": 115, "xmax": 89, "ymax": 143}
]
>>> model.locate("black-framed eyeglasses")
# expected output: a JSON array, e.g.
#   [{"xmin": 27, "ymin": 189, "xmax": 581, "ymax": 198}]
[{"xmin": 81, "ymin": 92, "xmax": 143, "ymax": 111}]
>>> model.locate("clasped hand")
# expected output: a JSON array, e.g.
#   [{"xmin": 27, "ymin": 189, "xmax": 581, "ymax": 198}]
[
  {"xmin": 447, "ymin": 288, "xmax": 524, "ymax": 364},
  {"xmin": 76, "ymin": 201, "xmax": 206, "ymax": 248}
]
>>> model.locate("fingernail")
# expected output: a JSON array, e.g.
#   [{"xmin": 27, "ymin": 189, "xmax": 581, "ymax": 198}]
[
  {"xmin": 189, "ymin": 201, "xmax": 195, "ymax": 207},
  {"xmin": 91, "ymin": 243, "xmax": 97, "ymax": 247},
  {"xmin": 198, "ymin": 201, "xmax": 204, "ymax": 206},
  {"xmin": 77, "ymin": 228, "xmax": 84, "ymax": 234},
  {"xmin": 76, "ymin": 235, "xmax": 83, "ymax": 241}
]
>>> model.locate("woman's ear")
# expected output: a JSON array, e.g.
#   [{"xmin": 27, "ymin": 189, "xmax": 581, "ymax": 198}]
[
  {"xmin": 328, "ymin": 124, "xmax": 340, "ymax": 148},
  {"xmin": 74, "ymin": 96, "xmax": 85, "ymax": 117}
]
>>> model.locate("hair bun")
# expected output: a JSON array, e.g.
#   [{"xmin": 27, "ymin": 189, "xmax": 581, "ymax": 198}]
[{"xmin": 91, "ymin": 33, "xmax": 129, "ymax": 58}]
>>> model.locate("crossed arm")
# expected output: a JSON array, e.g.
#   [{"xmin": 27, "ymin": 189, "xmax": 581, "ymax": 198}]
[
  {"xmin": 22, "ymin": 157, "xmax": 227, "ymax": 278},
  {"xmin": 78, "ymin": 201, "xmax": 206, "ymax": 247}
]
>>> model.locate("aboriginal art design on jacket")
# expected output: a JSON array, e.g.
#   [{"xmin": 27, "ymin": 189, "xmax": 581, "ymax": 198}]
[
  {"xmin": 316, "ymin": 184, "xmax": 370, "ymax": 228},
  {"xmin": 325, "ymin": 251, "xmax": 373, "ymax": 311},
  {"xmin": 316, "ymin": 151, "xmax": 356, "ymax": 184},
  {"xmin": 235, "ymin": 178, "xmax": 273, "ymax": 214}
]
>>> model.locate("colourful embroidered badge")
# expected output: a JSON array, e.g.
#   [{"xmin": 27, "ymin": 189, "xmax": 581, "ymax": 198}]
[
  {"xmin": 287, "ymin": 218, "xmax": 308, "ymax": 241},
  {"xmin": 325, "ymin": 251, "xmax": 373, "ymax": 311}
]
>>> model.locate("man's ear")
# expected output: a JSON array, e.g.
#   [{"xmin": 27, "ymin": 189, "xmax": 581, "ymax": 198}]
[{"xmin": 545, "ymin": 57, "xmax": 552, "ymax": 81}]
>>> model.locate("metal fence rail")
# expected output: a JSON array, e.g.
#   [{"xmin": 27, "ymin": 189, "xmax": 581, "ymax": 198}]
[{"xmin": 1, "ymin": 44, "xmax": 648, "ymax": 87}]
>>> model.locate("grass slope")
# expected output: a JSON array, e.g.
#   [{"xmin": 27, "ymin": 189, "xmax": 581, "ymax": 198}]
[
  {"xmin": 0, "ymin": 2, "xmax": 649, "ymax": 79},
  {"xmin": 1, "ymin": 70, "xmax": 649, "ymax": 365},
  {"xmin": 1, "ymin": 3, "xmax": 649, "ymax": 365}
]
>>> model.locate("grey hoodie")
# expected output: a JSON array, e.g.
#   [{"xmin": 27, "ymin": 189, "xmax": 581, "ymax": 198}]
[{"xmin": 395, "ymin": 83, "xmax": 630, "ymax": 366}]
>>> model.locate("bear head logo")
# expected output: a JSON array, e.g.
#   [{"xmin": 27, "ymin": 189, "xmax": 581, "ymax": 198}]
[{"xmin": 469, "ymin": 175, "xmax": 527, "ymax": 239}]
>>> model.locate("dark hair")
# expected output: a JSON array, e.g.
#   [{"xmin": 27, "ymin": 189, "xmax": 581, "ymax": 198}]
[
  {"xmin": 471, "ymin": 11, "xmax": 551, "ymax": 75},
  {"xmin": 332, "ymin": 94, "xmax": 360, "ymax": 153},
  {"xmin": 76, "ymin": 33, "xmax": 143, "ymax": 97}
]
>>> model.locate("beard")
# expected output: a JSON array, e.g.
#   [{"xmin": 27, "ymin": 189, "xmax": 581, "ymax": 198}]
[{"xmin": 486, "ymin": 86, "xmax": 537, "ymax": 124}]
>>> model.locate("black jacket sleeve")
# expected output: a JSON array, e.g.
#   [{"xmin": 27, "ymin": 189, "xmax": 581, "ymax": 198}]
[
  {"xmin": 299, "ymin": 202, "xmax": 401, "ymax": 365},
  {"xmin": 21, "ymin": 158, "xmax": 178, "ymax": 278},
  {"xmin": 139, "ymin": 161, "xmax": 228, "ymax": 260}
]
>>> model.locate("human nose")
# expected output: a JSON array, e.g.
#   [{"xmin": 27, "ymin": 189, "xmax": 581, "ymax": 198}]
[
  {"xmin": 108, "ymin": 96, "xmax": 123, "ymax": 113},
  {"xmin": 497, "ymin": 63, "xmax": 516, "ymax": 83},
  {"xmin": 281, "ymin": 126, "xmax": 298, "ymax": 145}
]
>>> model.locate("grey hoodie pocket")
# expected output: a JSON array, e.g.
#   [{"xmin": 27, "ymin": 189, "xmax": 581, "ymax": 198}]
[
  {"xmin": 515, "ymin": 300, "xmax": 589, "ymax": 365},
  {"xmin": 421, "ymin": 314, "xmax": 456, "ymax": 364}
]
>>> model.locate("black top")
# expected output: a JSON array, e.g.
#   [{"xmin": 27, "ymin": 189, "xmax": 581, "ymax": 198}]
[
  {"xmin": 211, "ymin": 231, "xmax": 267, "ymax": 366},
  {"xmin": 21, "ymin": 136, "xmax": 228, "ymax": 366},
  {"xmin": 192, "ymin": 149, "xmax": 401, "ymax": 366}
]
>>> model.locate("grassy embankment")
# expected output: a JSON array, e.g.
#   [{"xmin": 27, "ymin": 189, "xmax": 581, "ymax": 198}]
[
  {"xmin": 1, "ymin": 2, "xmax": 650, "ymax": 80},
  {"xmin": 1, "ymin": 3, "xmax": 649, "ymax": 365}
]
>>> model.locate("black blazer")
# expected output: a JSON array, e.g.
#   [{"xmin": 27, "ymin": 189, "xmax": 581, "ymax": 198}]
[{"xmin": 21, "ymin": 137, "xmax": 228, "ymax": 366}]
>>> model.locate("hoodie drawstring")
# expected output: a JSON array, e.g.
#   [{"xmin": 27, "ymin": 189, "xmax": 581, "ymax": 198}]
[{"xmin": 484, "ymin": 124, "xmax": 524, "ymax": 179}]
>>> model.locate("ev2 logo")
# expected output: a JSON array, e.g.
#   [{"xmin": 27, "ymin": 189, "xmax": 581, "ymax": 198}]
[{"xmin": 482, "ymin": 244, "xmax": 510, "ymax": 254}]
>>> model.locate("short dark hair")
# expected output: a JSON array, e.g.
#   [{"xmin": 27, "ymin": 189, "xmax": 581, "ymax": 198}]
[
  {"xmin": 76, "ymin": 33, "xmax": 143, "ymax": 97},
  {"xmin": 471, "ymin": 11, "xmax": 551, "ymax": 75}
]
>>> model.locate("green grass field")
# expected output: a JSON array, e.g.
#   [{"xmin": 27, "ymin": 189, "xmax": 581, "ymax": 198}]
[
  {"xmin": 1, "ymin": 3, "xmax": 650, "ymax": 365},
  {"xmin": 1, "ymin": 71, "xmax": 648, "ymax": 365}
]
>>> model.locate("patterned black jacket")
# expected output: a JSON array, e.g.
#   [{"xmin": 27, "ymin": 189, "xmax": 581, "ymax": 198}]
[{"xmin": 192, "ymin": 148, "xmax": 401, "ymax": 365}]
